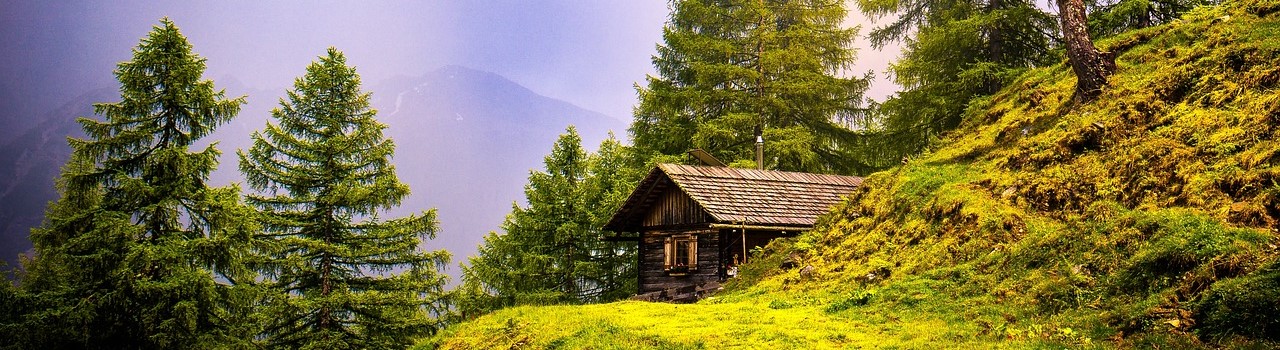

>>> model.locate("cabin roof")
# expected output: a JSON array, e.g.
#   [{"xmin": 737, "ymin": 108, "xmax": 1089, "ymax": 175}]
[{"xmin": 603, "ymin": 164, "xmax": 863, "ymax": 232}]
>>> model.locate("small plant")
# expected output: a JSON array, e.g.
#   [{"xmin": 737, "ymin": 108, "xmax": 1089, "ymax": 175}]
[{"xmin": 825, "ymin": 290, "xmax": 874, "ymax": 313}]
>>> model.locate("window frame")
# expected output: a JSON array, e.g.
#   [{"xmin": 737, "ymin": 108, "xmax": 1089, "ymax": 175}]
[{"xmin": 663, "ymin": 234, "xmax": 698, "ymax": 273}]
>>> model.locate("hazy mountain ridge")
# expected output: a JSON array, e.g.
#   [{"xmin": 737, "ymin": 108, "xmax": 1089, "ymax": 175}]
[
  {"xmin": 370, "ymin": 65, "xmax": 624, "ymax": 279},
  {"xmin": 0, "ymin": 87, "xmax": 115, "ymax": 267},
  {"xmin": 1, "ymin": 66, "xmax": 626, "ymax": 280}
]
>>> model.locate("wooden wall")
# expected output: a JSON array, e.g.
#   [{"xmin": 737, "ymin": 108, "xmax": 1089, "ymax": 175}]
[
  {"xmin": 642, "ymin": 187, "xmax": 712, "ymax": 228},
  {"xmin": 632, "ymin": 186, "xmax": 801, "ymax": 295},
  {"xmin": 638, "ymin": 230, "xmax": 720, "ymax": 294}
]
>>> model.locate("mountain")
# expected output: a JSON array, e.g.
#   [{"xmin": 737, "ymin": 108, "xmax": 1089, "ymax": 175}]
[
  {"xmin": 1, "ymin": 66, "xmax": 626, "ymax": 282},
  {"xmin": 427, "ymin": 2, "xmax": 1280, "ymax": 348},
  {"xmin": 0, "ymin": 87, "xmax": 115, "ymax": 269},
  {"xmin": 368, "ymin": 65, "xmax": 625, "ymax": 278}
]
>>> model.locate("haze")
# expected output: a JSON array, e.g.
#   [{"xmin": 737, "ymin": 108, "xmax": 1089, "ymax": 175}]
[{"xmin": 0, "ymin": 0, "xmax": 898, "ymax": 278}]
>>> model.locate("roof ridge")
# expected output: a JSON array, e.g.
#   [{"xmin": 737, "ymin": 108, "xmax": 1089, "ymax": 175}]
[{"xmin": 660, "ymin": 163, "xmax": 862, "ymax": 184}]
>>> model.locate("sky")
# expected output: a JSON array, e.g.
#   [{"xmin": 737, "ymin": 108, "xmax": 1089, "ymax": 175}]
[
  {"xmin": 0, "ymin": 0, "xmax": 901, "ymax": 272},
  {"xmin": 0, "ymin": 1, "xmax": 665, "ymax": 125},
  {"xmin": 1, "ymin": 0, "xmax": 898, "ymax": 127}
]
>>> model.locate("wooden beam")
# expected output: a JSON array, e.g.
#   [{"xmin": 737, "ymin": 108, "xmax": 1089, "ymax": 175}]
[{"xmin": 708, "ymin": 223, "xmax": 813, "ymax": 232}]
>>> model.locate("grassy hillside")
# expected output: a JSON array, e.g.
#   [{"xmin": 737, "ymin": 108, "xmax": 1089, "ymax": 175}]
[{"xmin": 423, "ymin": 1, "xmax": 1280, "ymax": 348}]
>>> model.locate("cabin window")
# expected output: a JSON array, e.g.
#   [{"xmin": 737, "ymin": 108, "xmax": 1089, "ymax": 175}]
[{"xmin": 663, "ymin": 235, "xmax": 698, "ymax": 273}]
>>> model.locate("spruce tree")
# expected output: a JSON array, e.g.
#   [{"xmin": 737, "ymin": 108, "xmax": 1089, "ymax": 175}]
[
  {"xmin": 238, "ymin": 48, "xmax": 449, "ymax": 349},
  {"xmin": 1089, "ymin": 0, "xmax": 1207, "ymax": 37},
  {"xmin": 857, "ymin": 0, "xmax": 1059, "ymax": 168},
  {"xmin": 631, "ymin": 0, "xmax": 872, "ymax": 174},
  {"xmin": 458, "ymin": 128, "xmax": 637, "ymax": 317},
  {"xmin": 579, "ymin": 134, "xmax": 639, "ymax": 302},
  {"xmin": 15, "ymin": 18, "xmax": 255, "ymax": 349}
]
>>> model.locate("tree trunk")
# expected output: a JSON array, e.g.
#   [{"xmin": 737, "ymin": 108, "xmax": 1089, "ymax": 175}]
[{"xmin": 1058, "ymin": 0, "xmax": 1115, "ymax": 100}]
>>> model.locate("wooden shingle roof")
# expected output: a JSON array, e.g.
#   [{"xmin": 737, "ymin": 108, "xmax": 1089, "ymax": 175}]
[{"xmin": 604, "ymin": 164, "xmax": 862, "ymax": 232}]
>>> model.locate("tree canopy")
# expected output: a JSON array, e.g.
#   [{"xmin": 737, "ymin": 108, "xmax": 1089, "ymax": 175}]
[
  {"xmin": 631, "ymin": 0, "xmax": 873, "ymax": 174},
  {"xmin": 238, "ymin": 48, "xmax": 449, "ymax": 349},
  {"xmin": 457, "ymin": 128, "xmax": 637, "ymax": 319},
  {"xmin": 11, "ymin": 18, "xmax": 255, "ymax": 349},
  {"xmin": 855, "ymin": 0, "xmax": 1060, "ymax": 167}
]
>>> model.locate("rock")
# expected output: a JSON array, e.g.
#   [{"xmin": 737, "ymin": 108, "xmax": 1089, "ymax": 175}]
[
  {"xmin": 630, "ymin": 291, "xmax": 662, "ymax": 302},
  {"xmin": 799, "ymin": 265, "xmax": 816, "ymax": 280},
  {"xmin": 780, "ymin": 252, "xmax": 801, "ymax": 269},
  {"xmin": 1001, "ymin": 187, "xmax": 1017, "ymax": 200}
]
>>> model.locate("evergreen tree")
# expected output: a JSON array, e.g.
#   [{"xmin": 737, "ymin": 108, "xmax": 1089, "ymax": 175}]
[
  {"xmin": 631, "ymin": 0, "xmax": 872, "ymax": 174},
  {"xmin": 1088, "ymin": 0, "xmax": 1207, "ymax": 37},
  {"xmin": 579, "ymin": 134, "xmax": 640, "ymax": 302},
  {"xmin": 856, "ymin": 0, "xmax": 1059, "ymax": 167},
  {"xmin": 458, "ymin": 128, "xmax": 637, "ymax": 317},
  {"xmin": 238, "ymin": 48, "xmax": 449, "ymax": 349},
  {"xmin": 13, "ymin": 18, "xmax": 255, "ymax": 349}
]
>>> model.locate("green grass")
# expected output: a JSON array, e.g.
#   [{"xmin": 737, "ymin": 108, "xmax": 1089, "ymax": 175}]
[
  {"xmin": 424, "ymin": 1, "xmax": 1280, "ymax": 348},
  {"xmin": 422, "ymin": 295, "xmax": 1041, "ymax": 349}
]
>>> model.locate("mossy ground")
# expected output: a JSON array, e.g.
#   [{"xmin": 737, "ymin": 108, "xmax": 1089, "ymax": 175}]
[
  {"xmin": 422, "ymin": 295, "xmax": 1039, "ymax": 349},
  {"xmin": 424, "ymin": 1, "xmax": 1280, "ymax": 348}
]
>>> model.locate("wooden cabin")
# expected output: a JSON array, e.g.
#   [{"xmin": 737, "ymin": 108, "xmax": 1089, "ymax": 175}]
[{"xmin": 603, "ymin": 164, "xmax": 863, "ymax": 298}]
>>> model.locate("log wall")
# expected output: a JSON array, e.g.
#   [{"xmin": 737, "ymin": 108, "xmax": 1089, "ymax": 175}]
[{"xmin": 638, "ymin": 230, "xmax": 721, "ymax": 294}]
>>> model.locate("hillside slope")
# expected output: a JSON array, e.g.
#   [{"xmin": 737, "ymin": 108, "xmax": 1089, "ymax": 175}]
[{"xmin": 425, "ymin": 2, "xmax": 1280, "ymax": 348}]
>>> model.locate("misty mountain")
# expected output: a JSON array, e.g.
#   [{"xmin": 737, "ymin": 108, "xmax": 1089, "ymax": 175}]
[
  {"xmin": 1, "ymin": 66, "xmax": 626, "ymax": 281},
  {"xmin": 369, "ymin": 65, "xmax": 625, "ymax": 277},
  {"xmin": 0, "ymin": 87, "xmax": 115, "ymax": 268}
]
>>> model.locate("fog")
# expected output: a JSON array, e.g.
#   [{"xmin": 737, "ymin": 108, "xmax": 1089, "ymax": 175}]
[
  {"xmin": 0, "ymin": 1, "xmax": 675, "ymax": 131},
  {"xmin": 0, "ymin": 0, "xmax": 899, "ymax": 276}
]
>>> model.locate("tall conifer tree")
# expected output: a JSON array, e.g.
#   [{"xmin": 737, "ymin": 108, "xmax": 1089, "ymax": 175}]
[
  {"xmin": 15, "ymin": 18, "xmax": 255, "ymax": 349},
  {"xmin": 238, "ymin": 48, "xmax": 449, "ymax": 349},
  {"xmin": 857, "ymin": 0, "xmax": 1059, "ymax": 167},
  {"xmin": 458, "ymin": 128, "xmax": 636, "ymax": 317},
  {"xmin": 579, "ymin": 135, "xmax": 640, "ymax": 302},
  {"xmin": 631, "ymin": 0, "xmax": 872, "ymax": 174}
]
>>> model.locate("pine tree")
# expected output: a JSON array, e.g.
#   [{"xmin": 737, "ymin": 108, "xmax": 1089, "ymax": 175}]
[
  {"xmin": 463, "ymin": 127, "xmax": 592, "ymax": 307},
  {"xmin": 631, "ymin": 0, "xmax": 872, "ymax": 174},
  {"xmin": 14, "ymin": 18, "xmax": 255, "ymax": 349},
  {"xmin": 856, "ymin": 0, "xmax": 1059, "ymax": 168},
  {"xmin": 579, "ymin": 134, "xmax": 639, "ymax": 302},
  {"xmin": 238, "ymin": 48, "xmax": 449, "ymax": 349},
  {"xmin": 1088, "ymin": 0, "xmax": 1206, "ymax": 37},
  {"xmin": 458, "ymin": 128, "xmax": 637, "ymax": 317}
]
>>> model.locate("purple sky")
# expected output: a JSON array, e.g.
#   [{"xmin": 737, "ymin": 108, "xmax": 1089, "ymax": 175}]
[
  {"xmin": 1, "ymin": 0, "xmax": 897, "ymax": 126},
  {"xmin": 1, "ymin": 1, "xmax": 667, "ymax": 124},
  {"xmin": 0, "ymin": 1, "xmax": 900, "ymax": 271}
]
